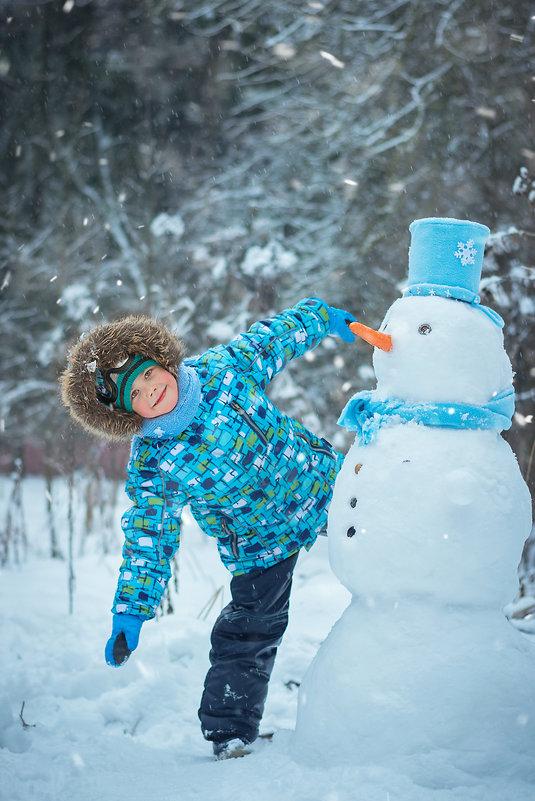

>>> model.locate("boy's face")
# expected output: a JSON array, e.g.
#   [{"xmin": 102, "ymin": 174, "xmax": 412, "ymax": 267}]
[{"xmin": 130, "ymin": 365, "xmax": 178, "ymax": 418}]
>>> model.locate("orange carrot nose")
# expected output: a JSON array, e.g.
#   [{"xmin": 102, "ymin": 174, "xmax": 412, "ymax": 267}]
[{"xmin": 349, "ymin": 321, "xmax": 393, "ymax": 352}]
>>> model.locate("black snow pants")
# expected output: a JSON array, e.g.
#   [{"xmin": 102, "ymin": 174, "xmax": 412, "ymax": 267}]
[{"xmin": 198, "ymin": 551, "xmax": 299, "ymax": 745}]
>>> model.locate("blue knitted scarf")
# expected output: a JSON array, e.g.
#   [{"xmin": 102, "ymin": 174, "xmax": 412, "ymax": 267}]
[
  {"xmin": 140, "ymin": 362, "xmax": 201, "ymax": 439},
  {"xmin": 338, "ymin": 386, "xmax": 515, "ymax": 445}
]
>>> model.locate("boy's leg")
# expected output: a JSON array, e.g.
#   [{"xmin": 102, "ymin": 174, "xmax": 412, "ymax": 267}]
[{"xmin": 198, "ymin": 551, "xmax": 299, "ymax": 747}]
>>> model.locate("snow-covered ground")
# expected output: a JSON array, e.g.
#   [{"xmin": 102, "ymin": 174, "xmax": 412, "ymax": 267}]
[{"xmin": 1, "ymin": 476, "xmax": 535, "ymax": 801}]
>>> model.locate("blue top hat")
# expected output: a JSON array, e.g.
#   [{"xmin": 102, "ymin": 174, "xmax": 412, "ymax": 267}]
[{"xmin": 402, "ymin": 217, "xmax": 503, "ymax": 326}]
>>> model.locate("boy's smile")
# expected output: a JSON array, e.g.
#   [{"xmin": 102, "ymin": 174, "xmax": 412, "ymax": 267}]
[{"xmin": 130, "ymin": 365, "xmax": 178, "ymax": 418}]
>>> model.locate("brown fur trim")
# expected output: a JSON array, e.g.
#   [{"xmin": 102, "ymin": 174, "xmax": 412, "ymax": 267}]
[{"xmin": 60, "ymin": 315, "xmax": 185, "ymax": 441}]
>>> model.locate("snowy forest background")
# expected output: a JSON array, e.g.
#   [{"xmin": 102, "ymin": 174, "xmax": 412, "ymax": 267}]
[{"xmin": 1, "ymin": 0, "xmax": 535, "ymax": 587}]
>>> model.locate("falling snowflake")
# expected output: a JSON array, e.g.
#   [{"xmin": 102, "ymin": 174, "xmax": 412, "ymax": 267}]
[{"xmin": 454, "ymin": 239, "xmax": 476, "ymax": 267}]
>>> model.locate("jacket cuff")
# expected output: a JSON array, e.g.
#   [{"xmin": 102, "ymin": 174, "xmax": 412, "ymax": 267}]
[{"xmin": 296, "ymin": 297, "xmax": 331, "ymax": 332}]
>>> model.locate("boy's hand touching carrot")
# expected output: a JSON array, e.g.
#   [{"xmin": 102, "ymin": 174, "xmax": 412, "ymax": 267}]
[{"xmin": 315, "ymin": 300, "xmax": 357, "ymax": 342}]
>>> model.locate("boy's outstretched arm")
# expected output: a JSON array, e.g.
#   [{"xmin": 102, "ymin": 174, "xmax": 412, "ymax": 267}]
[{"xmin": 202, "ymin": 297, "xmax": 356, "ymax": 390}]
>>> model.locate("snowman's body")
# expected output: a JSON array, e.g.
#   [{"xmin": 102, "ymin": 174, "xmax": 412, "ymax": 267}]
[{"xmin": 293, "ymin": 294, "xmax": 534, "ymax": 777}]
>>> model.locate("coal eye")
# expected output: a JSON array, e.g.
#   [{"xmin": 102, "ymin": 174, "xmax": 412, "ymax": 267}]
[{"xmin": 418, "ymin": 323, "xmax": 432, "ymax": 335}]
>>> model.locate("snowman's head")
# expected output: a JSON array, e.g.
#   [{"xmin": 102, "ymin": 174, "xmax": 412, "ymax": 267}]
[{"xmin": 367, "ymin": 295, "xmax": 513, "ymax": 405}]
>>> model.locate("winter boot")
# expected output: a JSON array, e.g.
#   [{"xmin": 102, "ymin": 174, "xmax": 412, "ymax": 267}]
[{"xmin": 213, "ymin": 738, "xmax": 252, "ymax": 760}]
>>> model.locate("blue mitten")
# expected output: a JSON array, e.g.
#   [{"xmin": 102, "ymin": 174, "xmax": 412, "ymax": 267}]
[
  {"xmin": 326, "ymin": 304, "xmax": 357, "ymax": 342},
  {"xmin": 105, "ymin": 613, "xmax": 143, "ymax": 667}
]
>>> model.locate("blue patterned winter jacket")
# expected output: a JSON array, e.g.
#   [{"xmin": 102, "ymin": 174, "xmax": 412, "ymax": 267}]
[{"xmin": 112, "ymin": 298, "xmax": 343, "ymax": 620}]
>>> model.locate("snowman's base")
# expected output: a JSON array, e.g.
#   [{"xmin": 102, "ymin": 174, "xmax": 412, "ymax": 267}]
[{"xmin": 293, "ymin": 596, "xmax": 535, "ymax": 779}]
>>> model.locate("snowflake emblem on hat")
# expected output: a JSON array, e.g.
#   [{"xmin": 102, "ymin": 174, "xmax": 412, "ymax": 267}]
[{"xmin": 454, "ymin": 239, "xmax": 476, "ymax": 267}]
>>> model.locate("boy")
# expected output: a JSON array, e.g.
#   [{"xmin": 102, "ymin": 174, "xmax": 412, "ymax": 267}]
[{"xmin": 60, "ymin": 297, "xmax": 356, "ymax": 759}]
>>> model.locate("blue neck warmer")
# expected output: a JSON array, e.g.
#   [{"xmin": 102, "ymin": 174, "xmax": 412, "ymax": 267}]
[
  {"xmin": 140, "ymin": 362, "xmax": 202, "ymax": 439},
  {"xmin": 339, "ymin": 386, "xmax": 515, "ymax": 446}
]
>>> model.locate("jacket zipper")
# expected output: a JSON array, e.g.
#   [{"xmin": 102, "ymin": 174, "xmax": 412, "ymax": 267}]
[
  {"xmin": 156, "ymin": 444, "xmax": 168, "ymax": 563},
  {"xmin": 230, "ymin": 400, "xmax": 269, "ymax": 447},
  {"xmin": 222, "ymin": 517, "xmax": 274, "ymax": 561},
  {"xmin": 296, "ymin": 431, "xmax": 334, "ymax": 458},
  {"xmin": 221, "ymin": 517, "xmax": 240, "ymax": 559}
]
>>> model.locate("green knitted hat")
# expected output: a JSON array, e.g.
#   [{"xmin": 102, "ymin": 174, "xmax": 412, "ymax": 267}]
[{"xmin": 96, "ymin": 354, "xmax": 159, "ymax": 413}]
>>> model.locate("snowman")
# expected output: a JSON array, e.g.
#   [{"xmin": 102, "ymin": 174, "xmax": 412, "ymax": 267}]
[{"xmin": 293, "ymin": 218, "xmax": 535, "ymax": 781}]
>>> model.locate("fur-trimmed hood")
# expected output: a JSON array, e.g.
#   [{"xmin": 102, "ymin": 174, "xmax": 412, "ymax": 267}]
[{"xmin": 60, "ymin": 315, "xmax": 185, "ymax": 441}]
